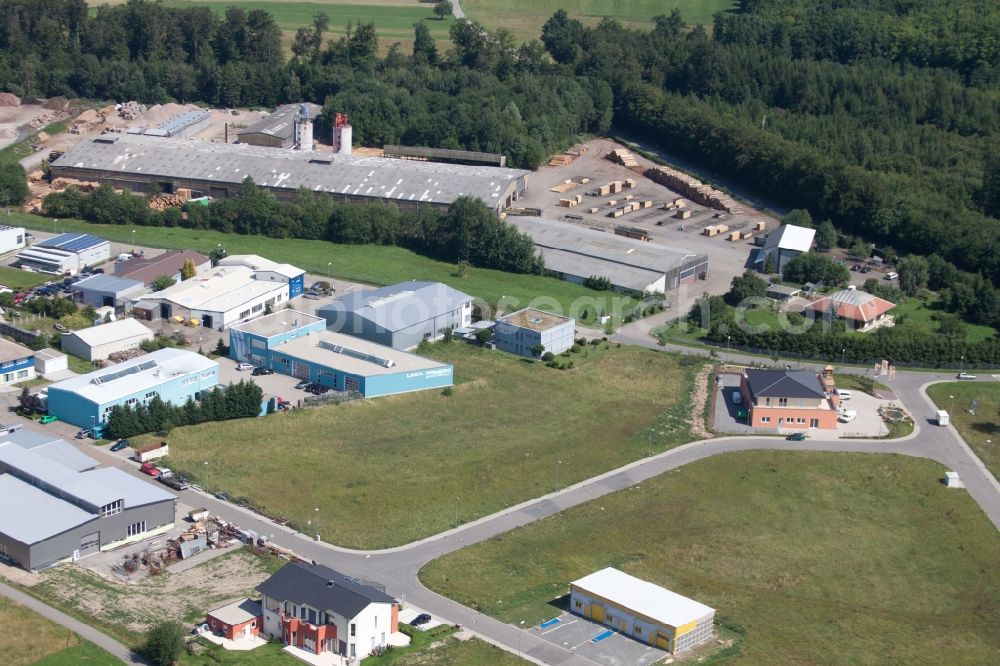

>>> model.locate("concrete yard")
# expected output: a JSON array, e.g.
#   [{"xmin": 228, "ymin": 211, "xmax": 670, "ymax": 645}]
[
  {"xmin": 515, "ymin": 138, "xmax": 777, "ymax": 313},
  {"xmin": 526, "ymin": 612, "xmax": 667, "ymax": 666}
]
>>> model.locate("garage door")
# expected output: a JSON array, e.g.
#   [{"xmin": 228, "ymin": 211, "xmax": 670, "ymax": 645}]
[
  {"xmin": 79, "ymin": 532, "xmax": 100, "ymax": 558},
  {"xmin": 591, "ymin": 604, "xmax": 604, "ymax": 623},
  {"xmin": 291, "ymin": 362, "xmax": 310, "ymax": 380},
  {"xmin": 656, "ymin": 632, "xmax": 670, "ymax": 650}
]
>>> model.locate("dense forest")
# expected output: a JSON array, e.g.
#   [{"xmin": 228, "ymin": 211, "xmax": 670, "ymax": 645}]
[{"xmin": 2, "ymin": 0, "xmax": 998, "ymax": 291}]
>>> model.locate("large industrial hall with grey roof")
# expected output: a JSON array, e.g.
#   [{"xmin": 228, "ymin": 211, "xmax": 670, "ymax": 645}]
[{"xmin": 50, "ymin": 133, "xmax": 529, "ymax": 212}]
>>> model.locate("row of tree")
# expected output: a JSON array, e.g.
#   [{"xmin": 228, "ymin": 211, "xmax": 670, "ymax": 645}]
[
  {"xmin": 43, "ymin": 181, "xmax": 542, "ymax": 274},
  {"xmin": 105, "ymin": 381, "xmax": 264, "ymax": 439}
]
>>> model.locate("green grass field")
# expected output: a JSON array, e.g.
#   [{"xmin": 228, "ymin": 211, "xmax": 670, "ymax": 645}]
[
  {"xmin": 0, "ymin": 595, "xmax": 117, "ymax": 666},
  {"xmin": 927, "ymin": 382, "xmax": 1000, "ymax": 481},
  {"xmin": 13, "ymin": 214, "xmax": 638, "ymax": 326},
  {"xmin": 421, "ymin": 451, "xmax": 1000, "ymax": 664},
  {"xmin": 464, "ymin": 0, "xmax": 738, "ymax": 42},
  {"xmin": 892, "ymin": 294, "xmax": 995, "ymax": 343},
  {"xmin": 88, "ymin": 0, "xmax": 455, "ymax": 51},
  {"xmin": 0, "ymin": 264, "xmax": 50, "ymax": 290},
  {"xmin": 141, "ymin": 342, "xmax": 698, "ymax": 548}
]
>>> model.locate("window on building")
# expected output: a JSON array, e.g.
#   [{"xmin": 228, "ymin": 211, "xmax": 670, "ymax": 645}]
[
  {"xmin": 764, "ymin": 397, "xmax": 771, "ymax": 407},
  {"xmin": 374, "ymin": 616, "xmax": 378, "ymax": 627},
  {"xmin": 251, "ymin": 339, "xmax": 266, "ymax": 349},
  {"xmin": 100, "ymin": 500, "xmax": 123, "ymax": 517},
  {"xmin": 634, "ymin": 626, "xmax": 642, "ymax": 635},
  {"xmin": 240, "ymin": 309, "xmax": 251, "ymax": 319},
  {"xmin": 202, "ymin": 371, "xmax": 214, "ymax": 378},
  {"xmin": 350, "ymin": 623, "xmax": 356, "ymax": 637},
  {"xmin": 182, "ymin": 377, "xmax": 197, "ymax": 386},
  {"xmin": 761, "ymin": 417, "xmax": 771, "ymax": 423},
  {"xmin": 17, "ymin": 370, "xmax": 28, "ymax": 379},
  {"xmin": 126, "ymin": 520, "xmax": 146, "ymax": 536},
  {"xmin": 778, "ymin": 398, "xmax": 788, "ymax": 407},
  {"xmin": 574, "ymin": 600, "xmax": 582, "ymax": 608},
  {"xmin": 125, "ymin": 398, "xmax": 138, "ymax": 406},
  {"xmin": 797, "ymin": 417, "xmax": 805, "ymax": 424},
  {"xmin": 2, "ymin": 373, "xmax": 11, "ymax": 383}
]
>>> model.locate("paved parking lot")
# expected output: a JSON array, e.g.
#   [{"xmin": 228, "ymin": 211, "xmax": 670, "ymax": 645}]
[{"xmin": 527, "ymin": 613, "xmax": 667, "ymax": 666}]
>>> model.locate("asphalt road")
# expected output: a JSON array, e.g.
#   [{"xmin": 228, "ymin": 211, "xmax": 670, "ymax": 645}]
[{"xmin": 30, "ymin": 333, "xmax": 1000, "ymax": 666}]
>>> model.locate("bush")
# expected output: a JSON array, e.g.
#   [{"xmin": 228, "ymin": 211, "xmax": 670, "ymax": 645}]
[
  {"xmin": 576, "ymin": 337, "xmax": 587, "ymax": 346},
  {"xmin": 441, "ymin": 386, "xmax": 453, "ymax": 396},
  {"xmin": 541, "ymin": 352, "xmax": 555, "ymax": 362},
  {"xmin": 143, "ymin": 621, "xmax": 184, "ymax": 666},
  {"xmin": 570, "ymin": 344, "xmax": 582, "ymax": 353}
]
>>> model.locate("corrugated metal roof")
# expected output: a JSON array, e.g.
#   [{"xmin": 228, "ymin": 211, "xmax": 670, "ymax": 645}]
[
  {"xmin": 73, "ymin": 274, "xmax": 145, "ymax": 296},
  {"xmin": 52, "ymin": 134, "xmax": 529, "ymax": 210},
  {"xmin": 319, "ymin": 282, "xmax": 472, "ymax": 333},
  {"xmin": 763, "ymin": 224, "xmax": 815, "ymax": 253},
  {"xmin": 1, "ymin": 434, "xmax": 97, "ymax": 473},
  {"xmin": 140, "ymin": 264, "xmax": 289, "ymax": 313},
  {"xmin": 239, "ymin": 103, "xmax": 322, "ymax": 142},
  {"xmin": 0, "ymin": 474, "xmax": 95, "ymax": 544},
  {"xmin": 66, "ymin": 319, "xmax": 153, "ymax": 347},
  {"xmin": 218, "ymin": 255, "xmax": 304, "ymax": 279},
  {"xmin": 155, "ymin": 109, "xmax": 210, "ymax": 135},
  {"xmin": 277, "ymin": 330, "xmax": 450, "ymax": 376},
  {"xmin": 571, "ymin": 568, "xmax": 714, "ymax": 628},
  {"xmin": 37, "ymin": 233, "xmax": 108, "ymax": 253},
  {"xmin": 48, "ymin": 348, "xmax": 218, "ymax": 404}
]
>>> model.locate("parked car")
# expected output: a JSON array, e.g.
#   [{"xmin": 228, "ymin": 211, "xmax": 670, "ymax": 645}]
[
  {"xmin": 860, "ymin": 265, "xmax": 872, "ymax": 273},
  {"xmin": 837, "ymin": 410, "xmax": 858, "ymax": 423},
  {"xmin": 302, "ymin": 291, "xmax": 322, "ymax": 300},
  {"xmin": 157, "ymin": 467, "xmax": 173, "ymax": 478},
  {"xmin": 53, "ymin": 322, "xmax": 66, "ymax": 332},
  {"xmin": 835, "ymin": 389, "xmax": 852, "ymax": 400},
  {"xmin": 295, "ymin": 379, "xmax": 311, "ymax": 390},
  {"xmin": 884, "ymin": 271, "xmax": 898, "ymax": 280},
  {"xmin": 159, "ymin": 475, "xmax": 189, "ymax": 491},
  {"xmin": 38, "ymin": 415, "xmax": 58, "ymax": 424},
  {"xmin": 411, "ymin": 613, "xmax": 432, "ymax": 627},
  {"xmin": 786, "ymin": 432, "xmax": 808, "ymax": 441},
  {"xmin": 139, "ymin": 463, "xmax": 160, "ymax": 477},
  {"xmin": 236, "ymin": 362, "xmax": 254, "ymax": 371},
  {"xmin": 252, "ymin": 367, "xmax": 274, "ymax": 376},
  {"xmin": 214, "ymin": 491, "xmax": 230, "ymax": 501},
  {"xmin": 110, "ymin": 439, "xmax": 130, "ymax": 452},
  {"xmin": 75, "ymin": 429, "xmax": 92, "ymax": 439},
  {"xmin": 957, "ymin": 372, "xmax": 977, "ymax": 380},
  {"xmin": 731, "ymin": 390, "xmax": 742, "ymax": 405}
]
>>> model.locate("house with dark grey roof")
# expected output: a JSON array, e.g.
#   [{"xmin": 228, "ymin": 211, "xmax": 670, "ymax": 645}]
[
  {"xmin": 257, "ymin": 562, "xmax": 399, "ymax": 660},
  {"xmin": 738, "ymin": 369, "xmax": 839, "ymax": 430},
  {"xmin": 318, "ymin": 281, "xmax": 473, "ymax": 351}
]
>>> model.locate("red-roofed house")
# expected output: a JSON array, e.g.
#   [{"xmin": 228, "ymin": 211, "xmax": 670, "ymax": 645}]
[{"xmin": 807, "ymin": 288, "xmax": 895, "ymax": 331}]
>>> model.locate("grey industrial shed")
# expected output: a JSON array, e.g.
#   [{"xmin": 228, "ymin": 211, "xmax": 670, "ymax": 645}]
[
  {"xmin": 50, "ymin": 134, "xmax": 529, "ymax": 213},
  {"xmin": 318, "ymin": 282, "xmax": 473, "ymax": 351},
  {"xmin": 0, "ymin": 437, "xmax": 175, "ymax": 571},
  {"xmin": 72, "ymin": 274, "xmax": 146, "ymax": 309},
  {"xmin": 238, "ymin": 103, "xmax": 323, "ymax": 148}
]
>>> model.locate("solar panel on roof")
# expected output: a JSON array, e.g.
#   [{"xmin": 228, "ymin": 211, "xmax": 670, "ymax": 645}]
[
  {"xmin": 92, "ymin": 360, "xmax": 158, "ymax": 386},
  {"xmin": 317, "ymin": 340, "xmax": 395, "ymax": 368}
]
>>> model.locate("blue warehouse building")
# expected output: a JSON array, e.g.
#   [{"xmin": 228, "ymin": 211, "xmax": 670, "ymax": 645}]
[
  {"xmin": 47, "ymin": 348, "xmax": 219, "ymax": 429},
  {"xmin": 229, "ymin": 311, "xmax": 453, "ymax": 397}
]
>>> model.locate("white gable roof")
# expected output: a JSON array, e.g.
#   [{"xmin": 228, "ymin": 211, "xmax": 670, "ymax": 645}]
[
  {"xmin": 571, "ymin": 568, "xmax": 714, "ymax": 627},
  {"xmin": 765, "ymin": 224, "xmax": 815, "ymax": 253}
]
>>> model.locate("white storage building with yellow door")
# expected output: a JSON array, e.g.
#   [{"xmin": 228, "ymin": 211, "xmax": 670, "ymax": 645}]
[{"xmin": 569, "ymin": 568, "xmax": 715, "ymax": 654}]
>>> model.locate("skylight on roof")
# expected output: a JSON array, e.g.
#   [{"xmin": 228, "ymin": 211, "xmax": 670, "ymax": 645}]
[
  {"xmin": 92, "ymin": 360, "xmax": 158, "ymax": 385},
  {"xmin": 317, "ymin": 340, "xmax": 395, "ymax": 368}
]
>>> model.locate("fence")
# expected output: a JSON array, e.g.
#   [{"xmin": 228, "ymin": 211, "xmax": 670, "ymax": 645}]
[{"xmin": 0, "ymin": 321, "xmax": 43, "ymax": 347}]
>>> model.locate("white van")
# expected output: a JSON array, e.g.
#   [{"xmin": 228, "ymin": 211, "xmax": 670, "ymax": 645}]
[
  {"xmin": 835, "ymin": 389, "xmax": 852, "ymax": 401},
  {"xmin": 117, "ymin": 253, "xmax": 133, "ymax": 262},
  {"xmin": 884, "ymin": 271, "xmax": 898, "ymax": 280}
]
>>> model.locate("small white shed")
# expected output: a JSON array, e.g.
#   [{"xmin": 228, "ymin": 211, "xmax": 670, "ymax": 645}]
[
  {"xmin": 33, "ymin": 348, "xmax": 68, "ymax": 375},
  {"xmin": 944, "ymin": 471, "xmax": 964, "ymax": 488}
]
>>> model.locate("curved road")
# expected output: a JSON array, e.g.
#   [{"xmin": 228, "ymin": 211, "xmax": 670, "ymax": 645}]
[{"xmin": 40, "ymin": 334, "xmax": 1000, "ymax": 665}]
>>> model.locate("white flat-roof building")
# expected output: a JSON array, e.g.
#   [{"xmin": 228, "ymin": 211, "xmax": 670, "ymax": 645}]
[
  {"xmin": 570, "ymin": 568, "xmax": 715, "ymax": 654},
  {"xmin": 132, "ymin": 263, "xmax": 298, "ymax": 330},
  {"xmin": 495, "ymin": 308, "xmax": 575, "ymax": 357},
  {"xmin": 60, "ymin": 318, "xmax": 154, "ymax": 362},
  {"xmin": 0, "ymin": 225, "xmax": 26, "ymax": 254},
  {"xmin": 33, "ymin": 348, "xmax": 68, "ymax": 376}
]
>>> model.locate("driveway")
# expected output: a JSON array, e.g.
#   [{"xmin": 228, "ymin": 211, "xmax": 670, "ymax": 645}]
[{"xmin": 529, "ymin": 613, "xmax": 666, "ymax": 666}]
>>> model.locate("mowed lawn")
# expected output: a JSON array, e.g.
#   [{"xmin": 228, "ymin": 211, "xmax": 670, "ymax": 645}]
[
  {"xmin": 464, "ymin": 0, "xmax": 738, "ymax": 42},
  {"xmin": 14, "ymin": 215, "xmax": 638, "ymax": 325},
  {"xmin": 87, "ymin": 0, "xmax": 455, "ymax": 51},
  {"xmin": 0, "ymin": 264, "xmax": 50, "ymax": 290},
  {"xmin": 0, "ymin": 596, "xmax": 117, "ymax": 666},
  {"xmin": 421, "ymin": 451, "xmax": 1000, "ymax": 664},
  {"xmin": 927, "ymin": 382, "xmax": 1000, "ymax": 481},
  {"xmin": 155, "ymin": 343, "xmax": 697, "ymax": 548}
]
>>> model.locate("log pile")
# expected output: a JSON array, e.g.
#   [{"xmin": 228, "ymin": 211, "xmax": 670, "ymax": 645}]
[
  {"xmin": 51, "ymin": 177, "xmax": 99, "ymax": 192},
  {"xmin": 148, "ymin": 193, "xmax": 187, "ymax": 210},
  {"xmin": 645, "ymin": 166, "xmax": 745, "ymax": 214}
]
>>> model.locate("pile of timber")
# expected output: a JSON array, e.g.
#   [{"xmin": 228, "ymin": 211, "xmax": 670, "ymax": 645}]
[{"xmin": 645, "ymin": 166, "xmax": 745, "ymax": 214}]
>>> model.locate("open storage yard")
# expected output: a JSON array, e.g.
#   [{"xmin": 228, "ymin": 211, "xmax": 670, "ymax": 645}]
[
  {"xmin": 420, "ymin": 451, "xmax": 1000, "ymax": 664},
  {"xmin": 141, "ymin": 343, "xmax": 698, "ymax": 549},
  {"xmin": 927, "ymin": 382, "xmax": 1000, "ymax": 481},
  {"xmin": 0, "ymin": 595, "xmax": 117, "ymax": 666}
]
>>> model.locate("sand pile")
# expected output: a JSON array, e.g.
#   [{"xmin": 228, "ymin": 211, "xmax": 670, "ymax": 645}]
[
  {"xmin": 0, "ymin": 92, "xmax": 20, "ymax": 107},
  {"xmin": 74, "ymin": 109, "xmax": 98, "ymax": 124},
  {"xmin": 143, "ymin": 103, "xmax": 197, "ymax": 124},
  {"xmin": 42, "ymin": 96, "xmax": 69, "ymax": 111}
]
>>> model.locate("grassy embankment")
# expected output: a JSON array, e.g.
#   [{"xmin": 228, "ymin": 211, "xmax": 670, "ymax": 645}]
[
  {"xmin": 0, "ymin": 595, "xmax": 118, "ymax": 666},
  {"xmin": 421, "ymin": 451, "xmax": 1000, "ymax": 664},
  {"xmin": 139, "ymin": 342, "xmax": 700, "ymax": 549},
  {"xmin": 927, "ymin": 382, "xmax": 1000, "ymax": 481},
  {"xmin": 13, "ymin": 213, "xmax": 639, "ymax": 326}
]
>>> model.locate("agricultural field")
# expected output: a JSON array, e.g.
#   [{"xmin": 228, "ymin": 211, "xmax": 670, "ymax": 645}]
[
  {"xmin": 87, "ymin": 0, "xmax": 455, "ymax": 51},
  {"xmin": 0, "ymin": 595, "xmax": 117, "ymax": 666},
  {"xmin": 927, "ymin": 382, "xmax": 1000, "ymax": 481},
  {"xmin": 421, "ymin": 451, "xmax": 1000, "ymax": 664},
  {"xmin": 144, "ymin": 342, "xmax": 699, "ymax": 549},
  {"xmin": 14, "ymin": 215, "xmax": 640, "ymax": 327},
  {"xmin": 463, "ymin": 0, "xmax": 738, "ymax": 42}
]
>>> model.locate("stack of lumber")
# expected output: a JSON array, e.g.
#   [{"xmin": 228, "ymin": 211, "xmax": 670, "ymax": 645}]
[
  {"xmin": 606, "ymin": 148, "xmax": 639, "ymax": 168},
  {"xmin": 549, "ymin": 154, "xmax": 574, "ymax": 166},
  {"xmin": 149, "ymin": 193, "xmax": 187, "ymax": 210},
  {"xmin": 646, "ymin": 166, "xmax": 744, "ymax": 214}
]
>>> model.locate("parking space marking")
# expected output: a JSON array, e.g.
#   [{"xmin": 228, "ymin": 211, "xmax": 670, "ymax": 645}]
[{"xmin": 541, "ymin": 618, "xmax": 576, "ymax": 635}]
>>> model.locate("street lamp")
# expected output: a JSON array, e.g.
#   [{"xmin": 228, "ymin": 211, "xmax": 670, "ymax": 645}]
[
  {"xmin": 960, "ymin": 355, "xmax": 965, "ymax": 374},
  {"xmin": 131, "ymin": 228, "xmax": 136, "ymax": 250},
  {"xmin": 454, "ymin": 497, "xmax": 460, "ymax": 528},
  {"xmin": 315, "ymin": 507, "xmax": 320, "ymax": 541},
  {"xmin": 327, "ymin": 261, "xmax": 332, "ymax": 277},
  {"xmin": 555, "ymin": 460, "xmax": 562, "ymax": 491},
  {"xmin": 841, "ymin": 348, "xmax": 846, "ymax": 366},
  {"xmin": 726, "ymin": 335, "xmax": 731, "ymax": 352},
  {"xmin": 53, "ymin": 218, "xmax": 58, "ymax": 234},
  {"xmin": 518, "ymin": 620, "xmax": 525, "ymax": 657}
]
